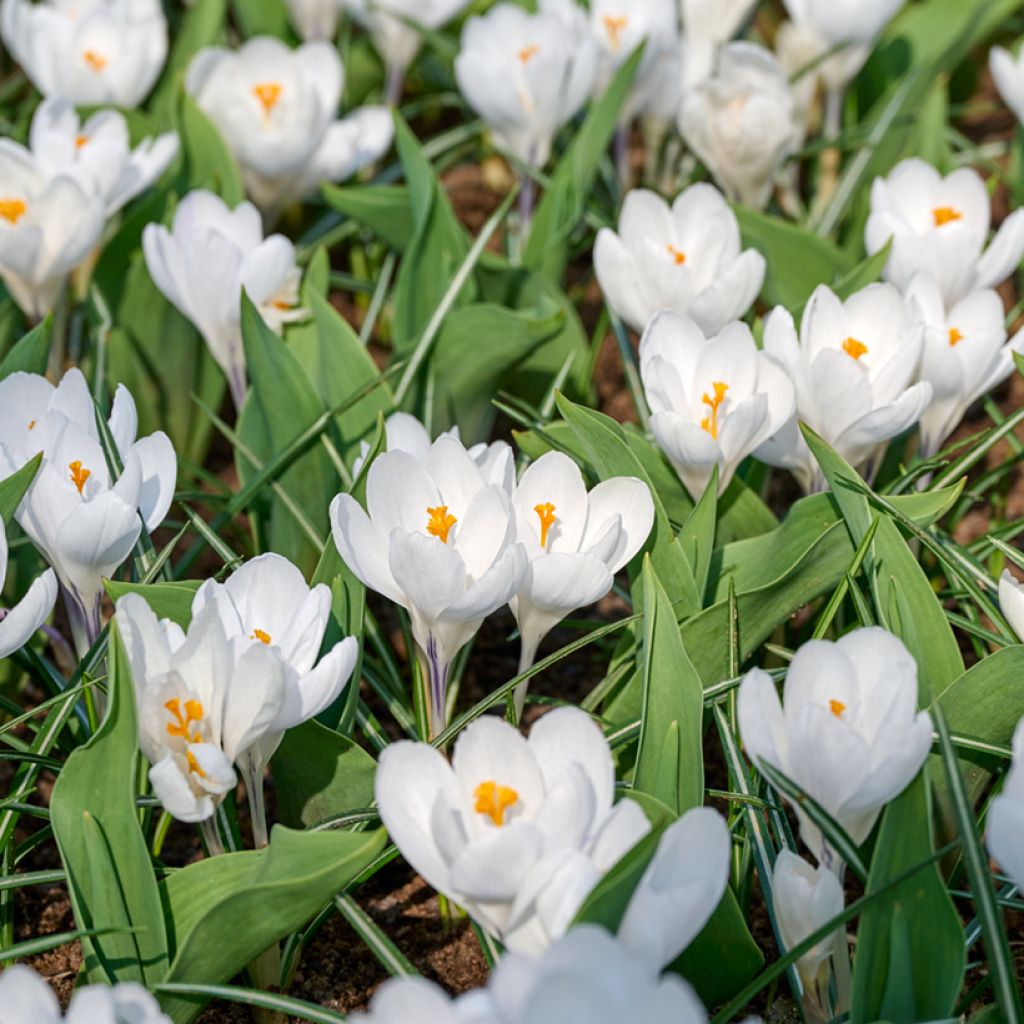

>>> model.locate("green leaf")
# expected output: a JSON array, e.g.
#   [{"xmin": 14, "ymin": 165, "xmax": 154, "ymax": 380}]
[
  {"xmin": 159, "ymin": 827, "xmax": 386, "ymax": 1023},
  {"xmin": 177, "ymin": 91, "xmax": 245, "ymax": 203},
  {"xmin": 103, "ymin": 580, "xmax": 201, "ymax": 628},
  {"xmin": 150, "ymin": 0, "xmax": 226, "ymax": 123},
  {"xmin": 677, "ymin": 467, "xmax": 718, "ymax": 604},
  {"xmin": 49, "ymin": 625, "xmax": 169, "ymax": 985},
  {"xmin": 0, "ymin": 316, "xmax": 51, "ymax": 378},
  {"xmin": 634, "ymin": 559, "xmax": 704, "ymax": 814},
  {"xmin": 0, "ymin": 454, "xmax": 41, "ymax": 522},
  {"xmin": 231, "ymin": 0, "xmax": 290, "ymax": 37},
  {"xmin": 320, "ymin": 183, "xmax": 416, "ymax": 250}
]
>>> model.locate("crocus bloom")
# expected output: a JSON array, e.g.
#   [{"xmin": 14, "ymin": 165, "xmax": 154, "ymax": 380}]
[
  {"xmin": 117, "ymin": 594, "xmax": 287, "ymax": 832},
  {"xmin": 349, "ymin": 976, "xmax": 495, "ymax": 1024},
  {"xmin": 191, "ymin": 553, "xmax": 358, "ymax": 843},
  {"xmin": 679, "ymin": 42, "xmax": 799, "ymax": 210},
  {"xmin": 773, "ymin": 850, "xmax": 847, "ymax": 1022},
  {"xmin": 991, "ymin": 45, "xmax": 1024, "ymax": 126},
  {"xmin": 866, "ymin": 159, "xmax": 1024, "ymax": 304},
  {"xmin": 594, "ymin": 184, "xmax": 767, "ymax": 336},
  {"xmin": 454, "ymin": 0, "xmax": 597, "ymax": 168},
  {"xmin": 186, "ymin": 36, "xmax": 393, "ymax": 220},
  {"xmin": 0, "ymin": 369, "xmax": 176, "ymax": 656},
  {"xmin": 375, "ymin": 707, "xmax": 651, "ymax": 952},
  {"xmin": 509, "ymin": 451, "xmax": 653, "ymax": 711},
  {"xmin": 29, "ymin": 98, "xmax": 179, "ymax": 219},
  {"xmin": 756, "ymin": 284, "xmax": 932, "ymax": 493},
  {"xmin": 986, "ymin": 715, "xmax": 1024, "ymax": 892},
  {"xmin": 142, "ymin": 190, "xmax": 305, "ymax": 410},
  {"xmin": 0, "ymin": 964, "xmax": 171, "ymax": 1024},
  {"xmin": 0, "ymin": 132, "xmax": 104, "ymax": 320},
  {"xmin": 738, "ymin": 627, "xmax": 932, "ymax": 869},
  {"xmin": 284, "ymin": 0, "xmax": 340, "ymax": 40},
  {"xmin": 0, "ymin": 0, "xmax": 168, "ymax": 108},
  {"xmin": 0, "ymin": 520, "xmax": 57, "ymax": 660},
  {"xmin": 331, "ymin": 435, "xmax": 527, "ymax": 737},
  {"xmin": 639, "ymin": 312, "xmax": 796, "ymax": 500},
  {"xmin": 999, "ymin": 569, "xmax": 1024, "ymax": 644},
  {"xmin": 681, "ymin": 0, "xmax": 757, "ymax": 87},
  {"xmin": 905, "ymin": 273, "xmax": 1020, "ymax": 458}
]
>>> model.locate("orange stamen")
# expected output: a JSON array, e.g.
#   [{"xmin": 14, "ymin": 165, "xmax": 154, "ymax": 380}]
[
  {"xmin": 251, "ymin": 629, "xmax": 272, "ymax": 645},
  {"xmin": 667, "ymin": 244, "xmax": 686, "ymax": 266},
  {"xmin": 82, "ymin": 49, "xmax": 107, "ymax": 72},
  {"xmin": 603, "ymin": 14, "xmax": 628, "ymax": 52},
  {"xmin": 948, "ymin": 327, "xmax": 964, "ymax": 347},
  {"xmin": 933, "ymin": 206, "xmax": 962, "ymax": 227},
  {"xmin": 0, "ymin": 198, "xmax": 26, "ymax": 225},
  {"xmin": 829, "ymin": 699, "xmax": 846, "ymax": 718},
  {"xmin": 534, "ymin": 502, "xmax": 557, "ymax": 548},
  {"xmin": 253, "ymin": 82, "xmax": 283, "ymax": 117},
  {"xmin": 700, "ymin": 381, "xmax": 729, "ymax": 440},
  {"xmin": 519, "ymin": 44, "xmax": 540, "ymax": 64},
  {"xmin": 426, "ymin": 506, "xmax": 457, "ymax": 544},
  {"xmin": 842, "ymin": 337, "xmax": 868, "ymax": 361},
  {"xmin": 68, "ymin": 460, "xmax": 91, "ymax": 494},
  {"xmin": 474, "ymin": 780, "xmax": 519, "ymax": 826}
]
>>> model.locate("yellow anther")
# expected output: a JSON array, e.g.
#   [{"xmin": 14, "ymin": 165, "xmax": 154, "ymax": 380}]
[
  {"xmin": 474, "ymin": 780, "xmax": 519, "ymax": 826},
  {"xmin": 426, "ymin": 505, "xmax": 457, "ymax": 544},
  {"xmin": 603, "ymin": 14, "xmax": 629, "ymax": 52},
  {"xmin": 666, "ymin": 244, "xmax": 686, "ymax": 266},
  {"xmin": 700, "ymin": 381, "xmax": 729, "ymax": 440},
  {"xmin": 0, "ymin": 198, "xmax": 26, "ymax": 225},
  {"xmin": 948, "ymin": 327, "xmax": 964, "ymax": 347},
  {"xmin": 253, "ymin": 82, "xmax": 283, "ymax": 117},
  {"xmin": 251, "ymin": 628, "xmax": 272, "ymax": 645},
  {"xmin": 842, "ymin": 336, "xmax": 868, "ymax": 361},
  {"xmin": 186, "ymin": 749, "xmax": 207, "ymax": 779},
  {"xmin": 829, "ymin": 699, "xmax": 846, "ymax": 718},
  {"xmin": 519, "ymin": 44, "xmax": 540, "ymax": 64},
  {"xmin": 75, "ymin": 134, "xmax": 89, "ymax": 149},
  {"xmin": 27, "ymin": 420, "xmax": 35, "ymax": 430},
  {"xmin": 534, "ymin": 502, "xmax": 557, "ymax": 548},
  {"xmin": 933, "ymin": 206, "xmax": 962, "ymax": 228},
  {"xmin": 82, "ymin": 49, "xmax": 107, "ymax": 72},
  {"xmin": 165, "ymin": 698, "xmax": 205, "ymax": 744},
  {"xmin": 68, "ymin": 460, "xmax": 91, "ymax": 495}
]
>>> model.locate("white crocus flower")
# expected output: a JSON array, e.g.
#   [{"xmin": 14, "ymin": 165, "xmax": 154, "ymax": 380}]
[
  {"xmin": 905, "ymin": 273, "xmax": 1021, "ymax": 458},
  {"xmin": 509, "ymin": 451, "xmax": 653, "ymax": 712},
  {"xmin": 117, "ymin": 594, "xmax": 287, "ymax": 841},
  {"xmin": 679, "ymin": 42, "xmax": 799, "ymax": 210},
  {"xmin": 594, "ymin": 184, "xmax": 766, "ymax": 336},
  {"xmin": 284, "ymin": 0, "xmax": 340, "ymax": 40},
  {"xmin": 999, "ymin": 569, "xmax": 1024, "ymax": 644},
  {"xmin": 0, "ymin": 964, "xmax": 172, "ymax": 1024},
  {"xmin": 0, "ymin": 520, "xmax": 57, "ymax": 661},
  {"xmin": 331, "ymin": 435, "xmax": 527, "ymax": 738},
  {"xmin": 773, "ymin": 850, "xmax": 847, "ymax": 1023},
  {"xmin": 186, "ymin": 36, "xmax": 393, "ymax": 221},
  {"xmin": 375, "ymin": 707, "xmax": 651, "ymax": 953},
  {"xmin": 681, "ymin": 0, "xmax": 757, "ymax": 87},
  {"xmin": 29, "ymin": 98, "xmax": 179, "ymax": 219},
  {"xmin": 756, "ymin": 284, "xmax": 932, "ymax": 493},
  {"xmin": 738, "ymin": 627, "xmax": 932, "ymax": 870},
  {"xmin": 0, "ymin": 0, "xmax": 168, "ymax": 108},
  {"xmin": 639, "ymin": 312, "xmax": 796, "ymax": 500},
  {"xmin": 454, "ymin": 0, "xmax": 597, "ymax": 169},
  {"xmin": 348, "ymin": 0, "xmax": 473, "ymax": 103},
  {"xmin": 349, "ymin": 976, "xmax": 496, "ymax": 1024},
  {"xmin": 866, "ymin": 159, "xmax": 1024, "ymax": 304},
  {"xmin": 142, "ymin": 190, "xmax": 305, "ymax": 411},
  {"xmin": 991, "ymin": 45, "xmax": 1024, "ymax": 126},
  {"xmin": 986, "ymin": 715, "xmax": 1024, "ymax": 891},
  {"xmin": 0, "ymin": 132, "xmax": 104, "ymax": 320},
  {"xmin": 190, "ymin": 553, "xmax": 358, "ymax": 844},
  {"xmin": 0, "ymin": 369, "xmax": 176, "ymax": 656}
]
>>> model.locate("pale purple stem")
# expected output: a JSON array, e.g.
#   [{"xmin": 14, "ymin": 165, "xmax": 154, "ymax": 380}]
[
  {"xmin": 386, "ymin": 63, "xmax": 405, "ymax": 107},
  {"xmin": 424, "ymin": 634, "xmax": 450, "ymax": 741}
]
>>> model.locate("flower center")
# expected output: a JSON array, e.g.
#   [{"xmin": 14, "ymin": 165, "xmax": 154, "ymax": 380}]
[
  {"xmin": 518, "ymin": 43, "xmax": 540, "ymax": 64},
  {"xmin": 68, "ymin": 460, "xmax": 91, "ymax": 494},
  {"xmin": 27, "ymin": 420, "xmax": 35, "ymax": 430},
  {"xmin": 534, "ymin": 502, "xmax": 557, "ymax": 548},
  {"xmin": 842, "ymin": 336, "xmax": 868, "ymax": 361},
  {"xmin": 75, "ymin": 134, "xmax": 89, "ymax": 149},
  {"xmin": 251, "ymin": 629, "xmax": 272, "ymax": 645},
  {"xmin": 666, "ymin": 244, "xmax": 686, "ymax": 266},
  {"xmin": 700, "ymin": 381, "xmax": 729, "ymax": 440},
  {"xmin": 474, "ymin": 780, "xmax": 519, "ymax": 826},
  {"xmin": 426, "ymin": 505, "xmax": 457, "ymax": 544},
  {"xmin": 603, "ymin": 14, "xmax": 629, "ymax": 52},
  {"xmin": 948, "ymin": 327, "xmax": 963, "ymax": 347},
  {"xmin": 166, "ymin": 698, "xmax": 204, "ymax": 743},
  {"xmin": 829, "ymin": 699, "xmax": 846, "ymax": 718},
  {"xmin": 82, "ymin": 49, "xmax": 107, "ymax": 72},
  {"xmin": 253, "ymin": 82, "xmax": 284, "ymax": 118},
  {"xmin": 932, "ymin": 206, "xmax": 962, "ymax": 228},
  {"xmin": 0, "ymin": 198, "xmax": 27, "ymax": 225}
]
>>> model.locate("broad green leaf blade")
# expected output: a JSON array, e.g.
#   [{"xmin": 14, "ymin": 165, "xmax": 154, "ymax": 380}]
[
  {"xmin": 0, "ymin": 454, "xmax": 41, "ymax": 521},
  {"xmin": 0, "ymin": 317, "xmax": 51, "ymax": 378},
  {"xmin": 103, "ymin": 580, "xmax": 201, "ymax": 627},
  {"xmin": 677, "ymin": 467, "xmax": 718, "ymax": 604}
]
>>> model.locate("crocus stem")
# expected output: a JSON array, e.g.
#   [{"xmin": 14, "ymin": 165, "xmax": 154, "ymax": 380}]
[
  {"xmin": 814, "ymin": 86, "xmax": 845, "ymax": 215},
  {"xmin": 614, "ymin": 123, "xmax": 631, "ymax": 195},
  {"xmin": 62, "ymin": 586, "xmax": 102, "ymax": 661},
  {"xmin": 200, "ymin": 816, "xmax": 225, "ymax": 858},
  {"xmin": 831, "ymin": 926, "xmax": 853, "ymax": 1017},
  {"xmin": 514, "ymin": 170, "xmax": 536, "ymax": 264},
  {"xmin": 243, "ymin": 753, "xmax": 270, "ymax": 849},
  {"xmin": 248, "ymin": 944, "xmax": 286, "ymax": 1024},
  {"xmin": 227, "ymin": 364, "xmax": 248, "ymax": 414},
  {"xmin": 385, "ymin": 62, "xmax": 406, "ymax": 107},
  {"xmin": 417, "ymin": 637, "xmax": 451, "ymax": 742},
  {"xmin": 513, "ymin": 636, "xmax": 540, "ymax": 723}
]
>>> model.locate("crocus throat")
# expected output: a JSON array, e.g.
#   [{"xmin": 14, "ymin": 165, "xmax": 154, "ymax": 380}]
[
  {"xmin": 519, "ymin": 44, "xmax": 540, "ymax": 64},
  {"xmin": 932, "ymin": 206, "xmax": 962, "ymax": 227},
  {"xmin": 68, "ymin": 461, "xmax": 91, "ymax": 495},
  {"xmin": 842, "ymin": 336, "xmax": 868, "ymax": 361},
  {"xmin": 166, "ymin": 698, "xmax": 204, "ymax": 743},
  {"xmin": 75, "ymin": 134, "xmax": 89, "ymax": 150},
  {"xmin": 427, "ymin": 505, "xmax": 457, "ymax": 544},
  {"xmin": 474, "ymin": 780, "xmax": 519, "ymax": 826},
  {"xmin": 253, "ymin": 82, "xmax": 284, "ymax": 118},
  {"xmin": 603, "ymin": 14, "xmax": 628, "ymax": 52},
  {"xmin": 0, "ymin": 198, "xmax": 27, "ymax": 225},
  {"xmin": 534, "ymin": 502, "xmax": 557, "ymax": 548},
  {"xmin": 700, "ymin": 381, "xmax": 729, "ymax": 439},
  {"xmin": 666, "ymin": 244, "xmax": 686, "ymax": 266},
  {"xmin": 948, "ymin": 327, "xmax": 963, "ymax": 347},
  {"xmin": 829, "ymin": 699, "xmax": 846, "ymax": 718},
  {"xmin": 251, "ymin": 629, "xmax": 272, "ymax": 645},
  {"xmin": 82, "ymin": 49, "xmax": 107, "ymax": 72}
]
